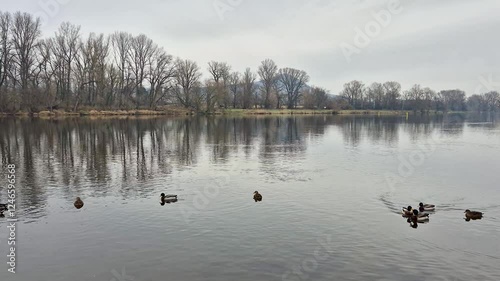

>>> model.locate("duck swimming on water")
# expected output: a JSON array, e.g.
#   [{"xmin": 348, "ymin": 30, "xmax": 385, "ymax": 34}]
[
  {"xmin": 160, "ymin": 193, "xmax": 178, "ymax": 205},
  {"xmin": 402, "ymin": 206, "xmax": 414, "ymax": 216},
  {"xmin": 420, "ymin": 202, "xmax": 435, "ymax": 208},
  {"xmin": 74, "ymin": 197, "xmax": 84, "ymax": 209},
  {"xmin": 253, "ymin": 191, "xmax": 263, "ymax": 202},
  {"xmin": 410, "ymin": 209, "xmax": 430, "ymax": 223},
  {"xmin": 0, "ymin": 204, "xmax": 7, "ymax": 218},
  {"xmin": 419, "ymin": 202, "xmax": 435, "ymax": 212},
  {"xmin": 465, "ymin": 209, "xmax": 483, "ymax": 220},
  {"xmin": 161, "ymin": 193, "xmax": 177, "ymax": 200}
]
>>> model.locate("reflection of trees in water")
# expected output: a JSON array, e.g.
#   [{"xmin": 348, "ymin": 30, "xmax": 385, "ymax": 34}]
[
  {"xmin": 338, "ymin": 116, "xmax": 400, "ymax": 147},
  {"xmin": 365, "ymin": 117, "xmax": 399, "ymax": 145},
  {"xmin": 0, "ymin": 118, "xmax": 206, "ymax": 205},
  {"xmin": 257, "ymin": 117, "xmax": 332, "ymax": 182},
  {"xmin": 340, "ymin": 116, "xmax": 363, "ymax": 147},
  {"xmin": 435, "ymin": 114, "xmax": 465, "ymax": 137},
  {"xmin": 465, "ymin": 112, "xmax": 500, "ymax": 125},
  {"xmin": 403, "ymin": 113, "xmax": 471, "ymax": 139},
  {"xmin": 0, "ymin": 119, "xmax": 49, "ymax": 217},
  {"xmin": 261, "ymin": 117, "xmax": 304, "ymax": 155},
  {"xmin": 206, "ymin": 118, "xmax": 238, "ymax": 163},
  {"xmin": 240, "ymin": 118, "xmax": 255, "ymax": 157},
  {"xmin": 174, "ymin": 118, "xmax": 203, "ymax": 167},
  {"xmin": 0, "ymin": 114, "xmax": 483, "ymax": 219},
  {"xmin": 205, "ymin": 117, "xmax": 330, "ymax": 163},
  {"xmin": 464, "ymin": 113, "xmax": 500, "ymax": 133},
  {"xmin": 207, "ymin": 118, "xmax": 260, "ymax": 159},
  {"xmin": 404, "ymin": 115, "xmax": 436, "ymax": 141}
]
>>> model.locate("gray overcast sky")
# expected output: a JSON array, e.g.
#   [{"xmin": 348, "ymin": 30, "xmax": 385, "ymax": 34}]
[{"xmin": 3, "ymin": 0, "xmax": 500, "ymax": 95}]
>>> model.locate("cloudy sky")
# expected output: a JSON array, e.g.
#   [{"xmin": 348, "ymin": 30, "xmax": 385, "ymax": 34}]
[{"xmin": 3, "ymin": 0, "xmax": 500, "ymax": 95}]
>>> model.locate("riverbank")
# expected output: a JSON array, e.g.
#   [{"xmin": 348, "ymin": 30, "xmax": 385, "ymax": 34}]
[
  {"xmin": 0, "ymin": 108, "xmax": 449, "ymax": 117},
  {"xmin": 0, "ymin": 108, "xmax": 194, "ymax": 117},
  {"xmin": 219, "ymin": 109, "xmax": 443, "ymax": 116}
]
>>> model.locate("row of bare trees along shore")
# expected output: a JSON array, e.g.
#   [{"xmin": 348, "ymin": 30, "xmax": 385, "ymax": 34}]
[{"xmin": 0, "ymin": 11, "xmax": 499, "ymax": 113}]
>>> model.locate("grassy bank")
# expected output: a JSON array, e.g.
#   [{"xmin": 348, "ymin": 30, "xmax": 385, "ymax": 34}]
[
  {"xmin": 0, "ymin": 108, "xmax": 450, "ymax": 118},
  {"xmin": 219, "ymin": 109, "xmax": 438, "ymax": 116},
  {"xmin": 0, "ymin": 108, "xmax": 194, "ymax": 117}
]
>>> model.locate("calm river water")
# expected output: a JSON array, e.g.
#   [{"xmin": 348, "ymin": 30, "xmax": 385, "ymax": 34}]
[{"xmin": 0, "ymin": 114, "xmax": 499, "ymax": 281}]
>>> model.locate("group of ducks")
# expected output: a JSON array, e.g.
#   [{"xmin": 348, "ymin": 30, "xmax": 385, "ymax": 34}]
[
  {"xmin": 402, "ymin": 203, "xmax": 436, "ymax": 226},
  {"xmin": 158, "ymin": 191, "xmax": 263, "ymax": 205},
  {"xmin": 68, "ymin": 191, "xmax": 264, "ymax": 209},
  {"xmin": 5, "ymin": 194, "xmax": 485, "ymax": 226},
  {"xmin": 71, "ymin": 194, "xmax": 182, "ymax": 208},
  {"xmin": 401, "ymin": 202, "xmax": 484, "ymax": 228}
]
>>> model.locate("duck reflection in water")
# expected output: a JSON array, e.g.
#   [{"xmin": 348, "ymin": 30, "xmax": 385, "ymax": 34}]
[
  {"xmin": 160, "ymin": 193, "xmax": 178, "ymax": 205},
  {"xmin": 407, "ymin": 218, "xmax": 418, "ymax": 229}
]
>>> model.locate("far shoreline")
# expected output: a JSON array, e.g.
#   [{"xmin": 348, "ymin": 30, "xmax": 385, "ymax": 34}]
[{"xmin": 0, "ymin": 108, "xmax": 465, "ymax": 118}]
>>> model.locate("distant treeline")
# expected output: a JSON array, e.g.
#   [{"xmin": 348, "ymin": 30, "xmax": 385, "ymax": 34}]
[
  {"xmin": 0, "ymin": 11, "xmax": 499, "ymax": 113},
  {"xmin": 335, "ymin": 81, "xmax": 500, "ymax": 112}
]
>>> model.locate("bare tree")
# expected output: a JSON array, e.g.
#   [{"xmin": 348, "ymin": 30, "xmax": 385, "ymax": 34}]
[
  {"xmin": 74, "ymin": 33, "xmax": 109, "ymax": 109},
  {"xmin": 405, "ymin": 84, "xmax": 424, "ymax": 111},
  {"xmin": 128, "ymin": 34, "xmax": 157, "ymax": 107},
  {"xmin": 467, "ymin": 94, "xmax": 485, "ymax": 112},
  {"xmin": 0, "ymin": 12, "xmax": 12, "ymax": 90},
  {"xmin": 33, "ymin": 38, "xmax": 58, "ymax": 109},
  {"xmin": 422, "ymin": 87, "xmax": 436, "ymax": 113},
  {"xmin": 467, "ymin": 92, "xmax": 499, "ymax": 112},
  {"xmin": 257, "ymin": 59, "xmax": 278, "ymax": 109},
  {"xmin": 207, "ymin": 61, "xmax": 231, "ymax": 108},
  {"xmin": 111, "ymin": 31, "xmax": 133, "ymax": 107},
  {"xmin": 383, "ymin": 81, "xmax": 401, "ymax": 110},
  {"xmin": 207, "ymin": 61, "xmax": 230, "ymax": 84},
  {"xmin": 105, "ymin": 64, "xmax": 119, "ymax": 107},
  {"xmin": 437, "ymin": 89, "xmax": 466, "ymax": 112},
  {"xmin": 204, "ymin": 79, "xmax": 219, "ymax": 112},
  {"xmin": 174, "ymin": 58, "xmax": 201, "ymax": 109},
  {"xmin": 303, "ymin": 87, "xmax": 330, "ymax": 109},
  {"xmin": 367, "ymin": 82, "xmax": 384, "ymax": 109},
  {"xmin": 278, "ymin": 68, "xmax": 309, "ymax": 109},
  {"xmin": 11, "ymin": 12, "xmax": 42, "ymax": 91},
  {"xmin": 273, "ymin": 80, "xmax": 284, "ymax": 109},
  {"xmin": 340, "ymin": 80, "xmax": 364, "ymax": 109},
  {"xmin": 146, "ymin": 47, "xmax": 175, "ymax": 108},
  {"xmin": 483, "ymin": 91, "xmax": 499, "ymax": 111},
  {"xmin": 51, "ymin": 22, "xmax": 81, "ymax": 107},
  {"xmin": 312, "ymin": 87, "xmax": 329, "ymax": 109},
  {"xmin": 228, "ymin": 71, "xmax": 240, "ymax": 108},
  {"xmin": 241, "ymin": 68, "xmax": 256, "ymax": 109}
]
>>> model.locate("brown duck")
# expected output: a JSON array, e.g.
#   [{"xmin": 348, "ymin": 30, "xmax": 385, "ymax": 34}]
[
  {"xmin": 253, "ymin": 191, "xmax": 263, "ymax": 202},
  {"xmin": 465, "ymin": 209, "xmax": 483, "ymax": 220},
  {"xmin": 0, "ymin": 204, "xmax": 6, "ymax": 217},
  {"xmin": 74, "ymin": 197, "xmax": 84, "ymax": 209}
]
